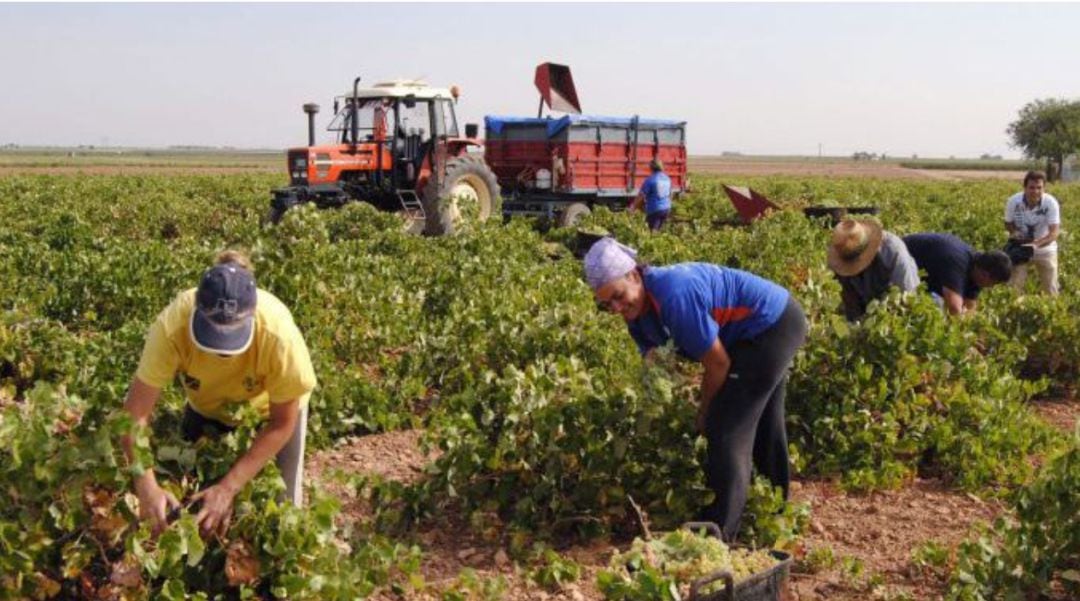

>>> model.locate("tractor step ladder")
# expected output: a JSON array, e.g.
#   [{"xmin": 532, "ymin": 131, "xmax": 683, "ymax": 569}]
[{"xmin": 396, "ymin": 189, "xmax": 426, "ymax": 220}]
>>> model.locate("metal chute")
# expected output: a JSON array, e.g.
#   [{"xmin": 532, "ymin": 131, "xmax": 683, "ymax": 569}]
[
  {"xmin": 723, "ymin": 185, "xmax": 781, "ymax": 224},
  {"xmin": 534, "ymin": 62, "xmax": 582, "ymax": 117}
]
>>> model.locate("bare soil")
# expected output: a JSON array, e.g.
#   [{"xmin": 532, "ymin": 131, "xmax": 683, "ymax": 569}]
[
  {"xmin": 787, "ymin": 480, "xmax": 1003, "ymax": 600},
  {"xmin": 305, "ymin": 407, "xmax": 1070, "ymax": 601},
  {"xmin": 1030, "ymin": 396, "xmax": 1079, "ymax": 434}
]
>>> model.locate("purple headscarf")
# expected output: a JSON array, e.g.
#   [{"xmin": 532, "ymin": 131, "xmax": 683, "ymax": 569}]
[{"xmin": 584, "ymin": 237, "xmax": 638, "ymax": 291}]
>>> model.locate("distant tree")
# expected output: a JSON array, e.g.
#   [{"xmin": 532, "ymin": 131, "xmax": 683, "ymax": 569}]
[{"xmin": 1007, "ymin": 98, "xmax": 1080, "ymax": 181}]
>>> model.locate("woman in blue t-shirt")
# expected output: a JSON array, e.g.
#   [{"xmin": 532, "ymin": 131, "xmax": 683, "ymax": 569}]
[{"xmin": 584, "ymin": 237, "xmax": 807, "ymax": 540}]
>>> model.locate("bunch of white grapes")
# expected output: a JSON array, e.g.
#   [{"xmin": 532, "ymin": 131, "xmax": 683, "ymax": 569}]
[{"xmin": 613, "ymin": 529, "xmax": 778, "ymax": 585}]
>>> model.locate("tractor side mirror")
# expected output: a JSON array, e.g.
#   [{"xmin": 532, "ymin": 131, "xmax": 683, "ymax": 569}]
[
  {"xmin": 333, "ymin": 99, "xmax": 339, "ymax": 114},
  {"xmin": 464, "ymin": 123, "xmax": 479, "ymax": 139},
  {"xmin": 403, "ymin": 94, "xmax": 417, "ymax": 109}
]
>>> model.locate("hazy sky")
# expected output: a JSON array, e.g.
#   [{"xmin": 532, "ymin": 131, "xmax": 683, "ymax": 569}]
[{"xmin": 2, "ymin": 3, "xmax": 1079, "ymax": 158}]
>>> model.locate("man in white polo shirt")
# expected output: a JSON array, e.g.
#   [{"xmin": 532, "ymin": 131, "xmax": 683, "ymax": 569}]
[{"xmin": 1005, "ymin": 170, "xmax": 1061, "ymax": 295}]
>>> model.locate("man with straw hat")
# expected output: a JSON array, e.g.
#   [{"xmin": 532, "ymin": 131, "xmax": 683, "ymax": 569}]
[
  {"xmin": 584, "ymin": 237, "xmax": 807, "ymax": 541},
  {"xmin": 827, "ymin": 218, "xmax": 919, "ymax": 321}
]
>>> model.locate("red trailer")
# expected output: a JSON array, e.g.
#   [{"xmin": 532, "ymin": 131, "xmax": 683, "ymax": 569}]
[{"xmin": 484, "ymin": 64, "xmax": 688, "ymax": 227}]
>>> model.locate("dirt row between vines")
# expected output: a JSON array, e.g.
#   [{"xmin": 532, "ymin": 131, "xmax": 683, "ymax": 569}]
[{"xmin": 306, "ymin": 396, "xmax": 1075, "ymax": 600}]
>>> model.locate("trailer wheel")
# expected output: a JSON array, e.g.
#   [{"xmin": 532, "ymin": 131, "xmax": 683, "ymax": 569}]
[
  {"xmin": 422, "ymin": 156, "xmax": 501, "ymax": 236},
  {"xmin": 557, "ymin": 202, "xmax": 592, "ymax": 228}
]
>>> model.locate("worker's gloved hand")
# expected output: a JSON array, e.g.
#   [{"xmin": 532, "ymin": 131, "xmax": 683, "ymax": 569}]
[{"xmin": 135, "ymin": 474, "xmax": 180, "ymax": 536}]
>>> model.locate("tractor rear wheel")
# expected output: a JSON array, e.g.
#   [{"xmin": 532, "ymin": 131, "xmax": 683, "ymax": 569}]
[{"xmin": 422, "ymin": 155, "xmax": 501, "ymax": 236}]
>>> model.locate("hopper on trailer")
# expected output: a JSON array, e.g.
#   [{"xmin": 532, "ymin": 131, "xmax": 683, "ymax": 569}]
[{"xmin": 485, "ymin": 63, "xmax": 688, "ymax": 227}]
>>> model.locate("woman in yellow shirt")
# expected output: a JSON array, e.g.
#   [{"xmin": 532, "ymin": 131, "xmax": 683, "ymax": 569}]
[{"xmin": 122, "ymin": 251, "xmax": 317, "ymax": 537}]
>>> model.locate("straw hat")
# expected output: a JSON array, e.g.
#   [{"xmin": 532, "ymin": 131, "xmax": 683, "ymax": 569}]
[{"xmin": 827, "ymin": 219, "xmax": 885, "ymax": 276}]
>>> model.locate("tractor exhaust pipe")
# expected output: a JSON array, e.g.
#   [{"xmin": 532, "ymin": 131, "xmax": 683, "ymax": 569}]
[
  {"xmin": 303, "ymin": 103, "xmax": 320, "ymax": 147},
  {"xmin": 351, "ymin": 76, "xmax": 362, "ymax": 148}
]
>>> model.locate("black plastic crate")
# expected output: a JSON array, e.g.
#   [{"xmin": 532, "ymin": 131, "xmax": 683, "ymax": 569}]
[
  {"xmin": 681, "ymin": 522, "xmax": 792, "ymax": 601},
  {"xmin": 803, "ymin": 205, "xmax": 880, "ymax": 228}
]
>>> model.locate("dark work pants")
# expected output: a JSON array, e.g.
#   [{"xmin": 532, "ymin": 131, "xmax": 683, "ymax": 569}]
[
  {"xmin": 646, "ymin": 210, "xmax": 670, "ymax": 231},
  {"xmin": 180, "ymin": 404, "xmax": 309, "ymax": 506},
  {"xmin": 181, "ymin": 404, "xmax": 237, "ymax": 441},
  {"xmin": 702, "ymin": 297, "xmax": 807, "ymax": 541}
]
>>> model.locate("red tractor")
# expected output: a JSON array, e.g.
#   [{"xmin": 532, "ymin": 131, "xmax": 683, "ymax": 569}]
[{"xmin": 270, "ymin": 77, "xmax": 500, "ymax": 235}]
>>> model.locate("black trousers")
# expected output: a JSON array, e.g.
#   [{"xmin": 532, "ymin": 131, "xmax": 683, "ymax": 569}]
[
  {"xmin": 646, "ymin": 209, "xmax": 670, "ymax": 231},
  {"xmin": 702, "ymin": 297, "xmax": 807, "ymax": 540},
  {"xmin": 180, "ymin": 404, "xmax": 236, "ymax": 442}
]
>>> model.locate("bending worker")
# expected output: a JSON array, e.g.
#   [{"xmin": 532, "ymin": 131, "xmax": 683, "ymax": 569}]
[
  {"xmin": 827, "ymin": 218, "xmax": 919, "ymax": 321},
  {"xmin": 584, "ymin": 238, "xmax": 807, "ymax": 540},
  {"xmin": 122, "ymin": 251, "xmax": 316, "ymax": 537},
  {"xmin": 902, "ymin": 232, "xmax": 1012, "ymax": 316}
]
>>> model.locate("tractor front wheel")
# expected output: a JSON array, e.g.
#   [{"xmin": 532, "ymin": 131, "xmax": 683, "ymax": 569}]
[
  {"xmin": 265, "ymin": 205, "xmax": 288, "ymax": 225},
  {"xmin": 422, "ymin": 156, "xmax": 501, "ymax": 236}
]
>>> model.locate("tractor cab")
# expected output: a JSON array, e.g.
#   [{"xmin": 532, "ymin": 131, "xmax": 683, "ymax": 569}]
[
  {"xmin": 271, "ymin": 77, "xmax": 500, "ymax": 236},
  {"xmin": 325, "ymin": 81, "xmax": 463, "ymax": 183}
]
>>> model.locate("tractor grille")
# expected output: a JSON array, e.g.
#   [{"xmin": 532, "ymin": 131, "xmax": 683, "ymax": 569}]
[
  {"xmin": 315, "ymin": 153, "xmax": 332, "ymax": 179},
  {"xmin": 288, "ymin": 151, "xmax": 309, "ymax": 185}
]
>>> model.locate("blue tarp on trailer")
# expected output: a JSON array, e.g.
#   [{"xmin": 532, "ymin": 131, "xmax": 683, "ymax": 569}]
[{"xmin": 485, "ymin": 114, "xmax": 686, "ymax": 137}]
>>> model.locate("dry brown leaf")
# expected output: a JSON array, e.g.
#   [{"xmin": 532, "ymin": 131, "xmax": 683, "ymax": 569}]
[
  {"xmin": 54, "ymin": 406, "xmax": 83, "ymax": 435},
  {"xmin": 225, "ymin": 540, "xmax": 261, "ymax": 587},
  {"xmin": 83, "ymin": 487, "xmax": 129, "ymax": 544},
  {"xmin": 91, "ymin": 511, "xmax": 129, "ymax": 545},
  {"xmin": 78, "ymin": 572, "xmax": 99, "ymax": 599},
  {"xmin": 109, "ymin": 555, "xmax": 142, "ymax": 589},
  {"xmin": 32, "ymin": 573, "xmax": 61, "ymax": 600},
  {"xmin": 84, "ymin": 487, "xmax": 114, "ymax": 516},
  {"xmin": 94, "ymin": 583, "xmax": 124, "ymax": 601}
]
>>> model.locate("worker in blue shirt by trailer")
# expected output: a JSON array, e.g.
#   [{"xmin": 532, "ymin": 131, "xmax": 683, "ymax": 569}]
[
  {"xmin": 584, "ymin": 238, "xmax": 808, "ymax": 541},
  {"xmin": 629, "ymin": 159, "xmax": 672, "ymax": 231}
]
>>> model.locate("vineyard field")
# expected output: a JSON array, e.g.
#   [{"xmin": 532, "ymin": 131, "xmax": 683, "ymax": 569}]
[{"xmin": 0, "ymin": 171, "xmax": 1076, "ymax": 600}]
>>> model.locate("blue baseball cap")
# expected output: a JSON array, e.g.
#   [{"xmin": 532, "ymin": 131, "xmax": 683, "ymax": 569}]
[{"xmin": 190, "ymin": 263, "xmax": 257, "ymax": 355}]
